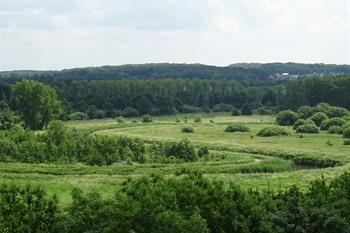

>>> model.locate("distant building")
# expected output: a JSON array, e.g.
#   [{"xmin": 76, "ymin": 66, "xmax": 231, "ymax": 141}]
[{"xmin": 269, "ymin": 73, "xmax": 299, "ymax": 80}]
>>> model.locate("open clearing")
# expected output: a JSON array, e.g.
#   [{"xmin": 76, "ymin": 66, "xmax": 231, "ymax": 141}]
[{"xmin": 1, "ymin": 113, "xmax": 349, "ymax": 205}]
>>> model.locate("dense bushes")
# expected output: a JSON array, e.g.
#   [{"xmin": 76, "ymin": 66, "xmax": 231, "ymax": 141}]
[
  {"xmin": 320, "ymin": 117, "xmax": 346, "ymax": 130},
  {"xmin": 240, "ymin": 104, "xmax": 253, "ymax": 115},
  {"xmin": 212, "ymin": 103, "xmax": 234, "ymax": 112},
  {"xmin": 328, "ymin": 126, "xmax": 343, "ymax": 134},
  {"xmin": 142, "ymin": 114, "xmax": 153, "ymax": 123},
  {"xmin": 68, "ymin": 112, "xmax": 89, "ymax": 120},
  {"xmin": 0, "ymin": 123, "xmax": 146, "ymax": 165},
  {"xmin": 231, "ymin": 107, "xmax": 241, "ymax": 116},
  {"xmin": 256, "ymin": 127, "xmax": 289, "ymax": 137},
  {"xmin": 276, "ymin": 110, "xmax": 299, "ymax": 125},
  {"xmin": 1, "ymin": 171, "xmax": 350, "ymax": 233},
  {"xmin": 225, "ymin": 124, "xmax": 250, "ymax": 133},
  {"xmin": 159, "ymin": 139, "xmax": 197, "ymax": 161},
  {"xmin": 292, "ymin": 119, "xmax": 315, "ymax": 130},
  {"xmin": 310, "ymin": 112, "xmax": 329, "ymax": 126},
  {"xmin": 296, "ymin": 124, "xmax": 319, "ymax": 134},
  {"xmin": 343, "ymin": 128, "xmax": 350, "ymax": 138}
]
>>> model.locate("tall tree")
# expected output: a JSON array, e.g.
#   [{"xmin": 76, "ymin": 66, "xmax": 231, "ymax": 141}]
[{"xmin": 12, "ymin": 80, "xmax": 63, "ymax": 130}]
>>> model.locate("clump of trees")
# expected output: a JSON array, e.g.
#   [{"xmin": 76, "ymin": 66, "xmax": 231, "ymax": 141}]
[
  {"xmin": 256, "ymin": 127, "xmax": 289, "ymax": 137},
  {"xmin": 0, "ymin": 122, "xmax": 145, "ymax": 165},
  {"xmin": 1, "ymin": 171, "xmax": 350, "ymax": 233},
  {"xmin": 12, "ymin": 80, "xmax": 63, "ymax": 130},
  {"xmin": 181, "ymin": 126, "xmax": 194, "ymax": 133},
  {"xmin": 276, "ymin": 110, "xmax": 299, "ymax": 126},
  {"xmin": 225, "ymin": 124, "xmax": 250, "ymax": 133},
  {"xmin": 296, "ymin": 124, "xmax": 319, "ymax": 134}
]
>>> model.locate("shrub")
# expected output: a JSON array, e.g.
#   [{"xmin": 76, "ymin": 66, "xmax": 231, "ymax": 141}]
[
  {"xmin": 342, "ymin": 123, "xmax": 350, "ymax": 130},
  {"xmin": 212, "ymin": 103, "xmax": 234, "ymax": 112},
  {"xmin": 240, "ymin": 104, "xmax": 253, "ymax": 115},
  {"xmin": 344, "ymin": 139, "xmax": 350, "ymax": 145},
  {"xmin": 256, "ymin": 127, "xmax": 289, "ymax": 137},
  {"xmin": 297, "ymin": 105, "xmax": 313, "ymax": 119},
  {"xmin": 225, "ymin": 124, "xmax": 250, "ymax": 133},
  {"xmin": 343, "ymin": 128, "xmax": 350, "ymax": 138},
  {"xmin": 194, "ymin": 115, "xmax": 202, "ymax": 123},
  {"xmin": 293, "ymin": 119, "xmax": 315, "ymax": 130},
  {"xmin": 320, "ymin": 117, "xmax": 346, "ymax": 130},
  {"xmin": 312, "ymin": 103, "xmax": 330, "ymax": 114},
  {"xmin": 296, "ymin": 124, "xmax": 319, "ymax": 134},
  {"xmin": 116, "ymin": 116, "xmax": 125, "ymax": 123},
  {"xmin": 95, "ymin": 109, "xmax": 106, "ymax": 119},
  {"xmin": 181, "ymin": 127, "xmax": 194, "ymax": 133},
  {"xmin": 142, "ymin": 114, "xmax": 153, "ymax": 123},
  {"xmin": 276, "ymin": 110, "xmax": 299, "ymax": 126},
  {"xmin": 327, "ymin": 126, "xmax": 343, "ymax": 134},
  {"xmin": 68, "ymin": 112, "xmax": 89, "ymax": 120},
  {"xmin": 255, "ymin": 106, "xmax": 273, "ymax": 115},
  {"xmin": 310, "ymin": 112, "xmax": 329, "ymax": 126},
  {"xmin": 231, "ymin": 107, "xmax": 241, "ymax": 116},
  {"xmin": 326, "ymin": 106, "xmax": 350, "ymax": 118},
  {"xmin": 197, "ymin": 146, "xmax": 209, "ymax": 157},
  {"xmin": 122, "ymin": 107, "xmax": 139, "ymax": 117},
  {"xmin": 163, "ymin": 139, "xmax": 197, "ymax": 161}
]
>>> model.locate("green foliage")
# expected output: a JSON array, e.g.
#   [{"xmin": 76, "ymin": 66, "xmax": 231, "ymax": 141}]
[
  {"xmin": 344, "ymin": 139, "xmax": 350, "ymax": 145},
  {"xmin": 225, "ymin": 124, "xmax": 250, "ymax": 133},
  {"xmin": 12, "ymin": 80, "xmax": 63, "ymax": 130},
  {"xmin": 256, "ymin": 127, "xmax": 289, "ymax": 137},
  {"xmin": 122, "ymin": 107, "xmax": 139, "ymax": 117},
  {"xmin": 255, "ymin": 106, "xmax": 274, "ymax": 115},
  {"xmin": 343, "ymin": 127, "xmax": 350, "ymax": 138},
  {"xmin": 240, "ymin": 104, "xmax": 253, "ymax": 115},
  {"xmin": 231, "ymin": 107, "xmax": 241, "ymax": 116},
  {"xmin": 296, "ymin": 124, "xmax": 319, "ymax": 134},
  {"xmin": 0, "ymin": 184, "xmax": 60, "ymax": 233},
  {"xmin": 115, "ymin": 116, "xmax": 125, "ymax": 123},
  {"xmin": 0, "ymin": 101, "xmax": 18, "ymax": 130},
  {"xmin": 276, "ymin": 110, "xmax": 299, "ymax": 126},
  {"xmin": 181, "ymin": 126, "xmax": 194, "ymax": 133},
  {"xmin": 194, "ymin": 115, "xmax": 202, "ymax": 123},
  {"xmin": 328, "ymin": 126, "xmax": 343, "ymax": 135},
  {"xmin": 326, "ymin": 106, "xmax": 350, "ymax": 118},
  {"xmin": 162, "ymin": 139, "xmax": 197, "ymax": 161},
  {"xmin": 68, "ymin": 112, "xmax": 89, "ymax": 120},
  {"xmin": 47, "ymin": 120, "xmax": 67, "ymax": 145},
  {"xmin": 292, "ymin": 119, "xmax": 315, "ymax": 130},
  {"xmin": 320, "ymin": 117, "xmax": 346, "ymax": 130},
  {"xmin": 310, "ymin": 112, "xmax": 329, "ymax": 126},
  {"xmin": 212, "ymin": 103, "xmax": 234, "ymax": 112},
  {"xmin": 297, "ymin": 105, "xmax": 313, "ymax": 119},
  {"xmin": 197, "ymin": 146, "xmax": 209, "ymax": 157},
  {"xmin": 142, "ymin": 114, "xmax": 153, "ymax": 123}
]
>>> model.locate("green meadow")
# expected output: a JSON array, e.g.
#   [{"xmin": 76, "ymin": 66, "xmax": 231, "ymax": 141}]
[{"xmin": 1, "ymin": 113, "xmax": 349, "ymax": 206}]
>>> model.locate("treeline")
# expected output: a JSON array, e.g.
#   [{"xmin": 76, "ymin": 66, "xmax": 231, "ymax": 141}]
[
  {"xmin": 1, "ymin": 171, "xmax": 349, "ymax": 233},
  {"xmin": 1, "ymin": 76, "xmax": 350, "ymax": 120}
]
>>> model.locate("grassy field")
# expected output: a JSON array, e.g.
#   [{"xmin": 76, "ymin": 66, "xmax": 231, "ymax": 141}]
[{"xmin": 1, "ymin": 113, "xmax": 349, "ymax": 205}]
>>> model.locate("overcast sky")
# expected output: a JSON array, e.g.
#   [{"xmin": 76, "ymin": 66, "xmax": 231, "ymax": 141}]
[{"xmin": 0, "ymin": 0, "xmax": 349, "ymax": 71}]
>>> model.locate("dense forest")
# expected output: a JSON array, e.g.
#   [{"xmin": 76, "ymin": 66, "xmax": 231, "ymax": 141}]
[{"xmin": 1, "ymin": 75, "xmax": 349, "ymax": 119}]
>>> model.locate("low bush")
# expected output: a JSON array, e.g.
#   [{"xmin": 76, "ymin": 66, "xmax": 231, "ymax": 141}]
[
  {"xmin": 197, "ymin": 146, "xmax": 209, "ymax": 157},
  {"xmin": 181, "ymin": 127, "xmax": 194, "ymax": 133},
  {"xmin": 231, "ymin": 107, "xmax": 241, "ymax": 116},
  {"xmin": 320, "ymin": 117, "xmax": 346, "ymax": 130},
  {"xmin": 256, "ymin": 127, "xmax": 289, "ymax": 137},
  {"xmin": 142, "ymin": 114, "xmax": 153, "ymax": 123},
  {"xmin": 326, "ymin": 106, "xmax": 350, "ymax": 118},
  {"xmin": 115, "ymin": 116, "xmax": 125, "ymax": 123},
  {"xmin": 296, "ymin": 124, "xmax": 319, "ymax": 134},
  {"xmin": 194, "ymin": 115, "xmax": 202, "ymax": 123},
  {"xmin": 122, "ymin": 107, "xmax": 139, "ymax": 117},
  {"xmin": 255, "ymin": 106, "xmax": 274, "ymax": 115},
  {"xmin": 225, "ymin": 124, "xmax": 250, "ymax": 133},
  {"xmin": 310, "ymin": 112, "xmax": 328, "ymax": 126},
  {"xmin": 297, "ymin": 105, "xmax": 313, "ymax": 119},
  {"xmin": 276, "ymin": 110, "xmax": 299, "ymax": 126},
  {"xmin": 344, "ymin": 139, "xmax": 350, "ymax": 145},
  {"xmin": 327, "ymin": 126, "xmax": 343, "ymax": 134},
  {"xmin": 293, "ymin": 119, "xmax": 315, "ymax": 130},
  {"xmin": 343, "ymin": 127, "xmax": 350, "ymax": 138},
  {"xmin": 68, "ymin": 112, "xmax": 89, "ymax": 120}
]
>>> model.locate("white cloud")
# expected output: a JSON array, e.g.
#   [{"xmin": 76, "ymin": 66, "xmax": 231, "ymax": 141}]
[{"xmin": 0, "ymin": 0, "xmax": 349, "ymax": 70}]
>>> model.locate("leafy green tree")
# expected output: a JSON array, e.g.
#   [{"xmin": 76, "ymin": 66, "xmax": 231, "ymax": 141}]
[
  {"xmin": 310, "ymin": 112, "xmax": 329, "ymax": 126},
  {"xmin": 12, "ymin": 80, "xmax": 63, "ymax": 130},
  {"xmin": 276, "ymin": 110, "xmax": 299, "ymax": 126},
  {"xmin": 0, "ymin": 101, "xmax": 18, "ymax": 130}
]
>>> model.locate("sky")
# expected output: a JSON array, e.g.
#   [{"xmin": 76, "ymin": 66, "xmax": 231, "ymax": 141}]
[{"xmin": 0, "ymin": 0, "xmax": 349, "ymax": 71}]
